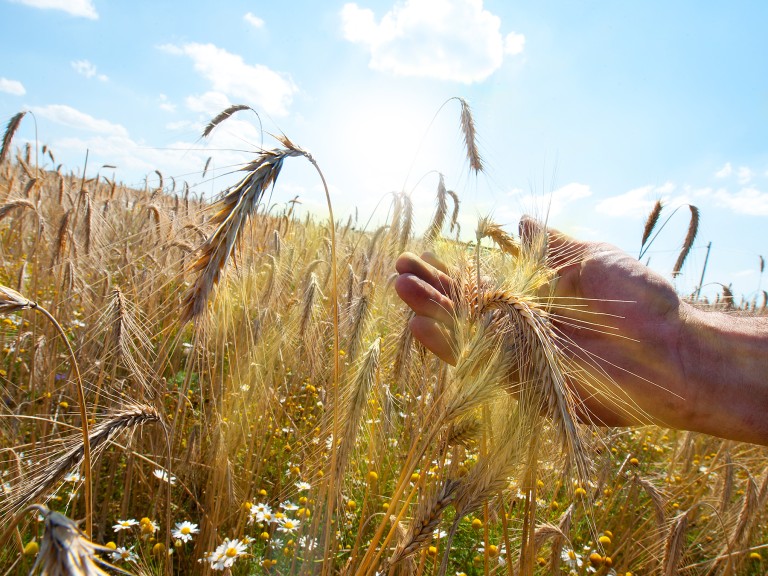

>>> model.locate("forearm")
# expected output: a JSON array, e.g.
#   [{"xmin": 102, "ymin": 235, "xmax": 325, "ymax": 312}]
[{"xmin": 679, "ymin": 304, "xmax": 768, "ymax": 445}]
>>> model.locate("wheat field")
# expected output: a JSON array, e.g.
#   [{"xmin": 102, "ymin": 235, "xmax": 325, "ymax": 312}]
[{"xmin": 0, "ymin": 104, "xmax": 766, "ymax": 575}]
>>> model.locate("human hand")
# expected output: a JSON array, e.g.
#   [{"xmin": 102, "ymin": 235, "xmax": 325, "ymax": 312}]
[{"xmin": 394, "ymin": 216, "xmax": 692, "ymax": 429}]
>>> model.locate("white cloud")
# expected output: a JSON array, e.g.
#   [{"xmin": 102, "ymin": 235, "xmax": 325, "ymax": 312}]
[
  {"xmin": 544, "ymin": 182, "xmax": 592, "ymax": 216},
  {"xmin": 165, "ymin": 120, "xmax": 193, "ymax": 131},
  {"xmin": 10, "ymin": 0, "xmax": 97, "ymax": 19},
  {"xmin": 737, "ymin": 166, "xmax": 753, "ymax": 185},
  {"xmin": 244, "ymin": 12, "xmax": 265, "ymax": 28},
  {"xmin": 340, "ymin": 0, "xmax": 525, "ymax": 83},
  {"xmin": 158, "ymin": 94, "xmax": 176, "ymax": 113},
  {"xmin": 712, "ymin": 187, "xmax": 768, "ymax": 216},
  {"xmin": 504, "ymin": 32, "xmax": 525, "ymax": 55},
  {"xmin": 0, "ymin": 77, "xmax": 25, "ymax": 96},
  {"xmin": 515, "ymin": 182, "xmax": 592, "ymax": 218},
  {"xmin": 185, "ymin": 91, "xmax": 231, "ymax": 115},
  {"xmin": 733, "ymin": 268, "xmax": 756, "ymax": 278},
  {"xmin": 596, "ymin": 182, "xmax": 675, "ymax": 218},
  {"xmin": 715, "ymin": 162, "xmax": 732, "ymax": 178},
  {"xmin": 71, "ymin": 59, "xmax": 108, "ymax": 81},
  {"xmin": 31, "ymin": 104, "xmax": 128, "ymax": 137},
  {"xmin": 160, "ymin": 43, "xmax": 297, "ymax": 116}
]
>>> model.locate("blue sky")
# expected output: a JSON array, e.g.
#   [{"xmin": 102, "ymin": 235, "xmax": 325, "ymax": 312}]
[{"xmin": 2, "ymin": 0, "xmax": 767, "ymax": 301}]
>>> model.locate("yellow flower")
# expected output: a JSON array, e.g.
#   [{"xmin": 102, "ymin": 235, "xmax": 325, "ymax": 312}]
[
  {"xmin": 367, "ymin": 470, "xmax": 378, "ymax": 483},
  {"xmin": 599, "ymin": 535, "xmax": 611, "ymax": 546},
  {"xmin": 471, "ymin": 518, "xmax": 483, "ymax": 530},
  {"xmin": 23, "ymin": 541, "xmax": 39, "ymax": 555}
]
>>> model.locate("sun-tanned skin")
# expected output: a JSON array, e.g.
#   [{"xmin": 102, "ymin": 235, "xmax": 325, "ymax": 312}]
[{"xmin": 395, "ymin": 216, "xmax": 768, "ymax": 445}]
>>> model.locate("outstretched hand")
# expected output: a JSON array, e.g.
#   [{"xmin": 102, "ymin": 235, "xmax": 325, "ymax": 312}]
[{"xmin": 395, "ymin": 216, "xmax": 764, "ymax": 439}]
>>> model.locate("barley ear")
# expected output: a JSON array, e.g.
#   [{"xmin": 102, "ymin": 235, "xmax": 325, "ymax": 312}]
[
  {"xmin": 662, "ymin": 510, "xmax": 690, "ymax": 576},
  {"xmin": 202, "ymin": 104, "xmax": 256, "ymax": 138},
  {"xmin": 457, "ymin": 98, "xmax": 483, "ymax": 173},
  {"xmin": 672, "ymin": 204, "xmax": 699, "ymax": 276},
  {"xmin": 1, "ymin": 111, "xmax": 26, "ymax": 165},
  {"xmin": 640, "ymin": 199, "xmax": 663, "ymax": 251}
]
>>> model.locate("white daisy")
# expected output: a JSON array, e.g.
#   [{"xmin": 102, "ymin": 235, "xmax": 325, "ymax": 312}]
[
  {"xmin": 111, "ymin": 546, "xmax": 138, "ymax": 562},
  {"xmin": 153, "ymin": 468, "xmax": 177, "ymax": 485},
  {"xmin": 277, "ymin": 517, "xmax": 300, "ymax": 534},
  {"xmin": 113, "ymin": 518, "xmax": 138, "ymax": 532},
  {"xmin": 561, "ymin": 547, "xmax": 583, "ymax": 569},
  {"xmin": 172, "ymin": 520, "xmax": 199, "ymax": 543},
  {"xmin": 205, "ymin": 538, "xmax": 248, "ymax": 571}
]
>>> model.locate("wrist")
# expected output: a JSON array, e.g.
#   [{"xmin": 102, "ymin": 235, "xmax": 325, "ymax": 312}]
[{"xmin": 678, "ymin": 304, "xmax": 768, "ymax": 444}]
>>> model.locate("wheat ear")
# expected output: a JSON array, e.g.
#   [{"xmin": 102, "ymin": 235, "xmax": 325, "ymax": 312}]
[
  {"xmin": 456, "ymin": 97, "xmax": 483, "ymax": 173},
  {"xmin": 1, "ymin": 111, "xmax": 26, "ymax": 165},
  {"xmin": 477, "ymin": 216, "xmax": 520, "ymax": 257},
  {"xmin": 0, "ymin": 505, "xmax": 125, "ymax": 576},
  {"xmin": 662, "ymin": 510, "xmax": 689, "ymax": 576},
  {"xmin": 180, "ymin": 145, "xmax": 300, "ymax": 323},
  {"xmin": 425, "ymin": 173, "xmax": 448, "ymax": 243},
  {"xmin": 672, "ymin": 204, "xmax": 699, "ymax": 276},
  {"xmin": 0, "ymin": 285, "xmax": 93, "ymax": 536},
  {"xmin": 640, "ymin": 199, "xmax": 663, "ymax": 254},
  {"xmin": 388, "ymin": 479, "xmax": 459, "ymax": 567},
  {"xmin": 202, "ymin": 104, "xmax": 255, "ymax": 138}
]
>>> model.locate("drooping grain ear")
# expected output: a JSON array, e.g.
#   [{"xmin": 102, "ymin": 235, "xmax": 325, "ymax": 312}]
[
  {"xmin": 0, "ymin": 111, "xmax": 26, "ymax": 165},
  {"xmin": 202, "ymin": 104, "xmax": 254, "ymax": 138},
  {"xmin": 457, "ymin": 98, "xmax": 483, "ymax": 174}
]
